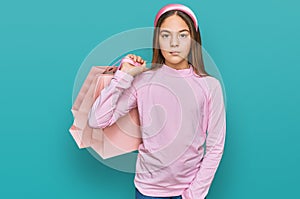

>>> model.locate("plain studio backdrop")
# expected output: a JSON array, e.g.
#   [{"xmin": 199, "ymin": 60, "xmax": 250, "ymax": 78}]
[{"xmin": 0, "ymin": 0, "xmax": 299, "ymax": 198}]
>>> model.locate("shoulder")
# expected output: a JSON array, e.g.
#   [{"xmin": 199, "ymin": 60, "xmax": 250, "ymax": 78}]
[
  {"xmin": 132, "ymin": 67, "xmax": 160, "ymax": 85},
  {"xmin": 201, "ymin": 76, "xmax": 224, "ymax": 98},
  {"xmin": 203, "ymin": 76, "xmax": 221, "ymax": 88},
  {"xmin": 135, "ymin": 68, "xmax": 156, "ymax": 79}
]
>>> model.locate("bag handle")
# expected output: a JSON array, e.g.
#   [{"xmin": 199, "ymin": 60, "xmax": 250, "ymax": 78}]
[
  {"xmin": 103, "ymin": 66, "xmax": 117, "ymax": 74},
  {"xmin": 102, "ymin": 58, "xmax": 122, "ymax": 74}
]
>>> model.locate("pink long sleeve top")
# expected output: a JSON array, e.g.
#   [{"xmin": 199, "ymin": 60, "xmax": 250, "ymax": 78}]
[{"xmin": 88, "ymin": 63, "xmax": 226, "ymax": 199}]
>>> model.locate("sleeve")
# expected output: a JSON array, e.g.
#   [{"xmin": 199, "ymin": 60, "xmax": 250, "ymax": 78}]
[
  {"xmin": 88, "ymin": 69, "xmax": 138, "ymax": 129},
  {"xmin": 182, "ymin": 79, "xmax": 227, "ymax": 199}
]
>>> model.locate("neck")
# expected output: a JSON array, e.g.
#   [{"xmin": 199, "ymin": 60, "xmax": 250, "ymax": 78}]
[{"xmin": 164, "ymin": 60, "xmax": 190, "ymax": 70}]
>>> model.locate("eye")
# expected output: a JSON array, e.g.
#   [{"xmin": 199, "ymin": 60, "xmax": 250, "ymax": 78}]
[
  {"xmin": 161, "ymin": 34, "xmax": 170, "ymax": 38},
  {"xmin": 179, "ymin": 33, "xmax": 188, "ymax": 38}
]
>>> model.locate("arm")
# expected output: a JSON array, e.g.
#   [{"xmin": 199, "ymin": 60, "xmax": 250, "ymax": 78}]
[
  {"xmin": 88, "ymin": 69, "xmax": 137, "ymax": 129},
  {"xmin": 182, "ymin": 79, "xmax": 227, "ymax": 199}
]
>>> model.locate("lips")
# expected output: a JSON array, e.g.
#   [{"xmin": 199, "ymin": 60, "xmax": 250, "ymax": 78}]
[{"xmin": 170, "ymin": 51, "xmax": 180, "ymax": 55}]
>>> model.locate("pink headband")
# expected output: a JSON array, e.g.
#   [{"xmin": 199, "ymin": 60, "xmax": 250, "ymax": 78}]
[{"xmin": 154, "ymin": 4, "xmax": 199, "ymax": 32}]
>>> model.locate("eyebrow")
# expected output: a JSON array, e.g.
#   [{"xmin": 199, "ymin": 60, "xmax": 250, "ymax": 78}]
[{"xmin": 160, "ymin": 29, "xmax": 190, "ymax": 33}]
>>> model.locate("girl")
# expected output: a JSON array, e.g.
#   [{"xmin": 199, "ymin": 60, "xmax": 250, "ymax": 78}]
[{"xmin": 88, "ymin": 3, "xmax": 226, "ymax": 199}]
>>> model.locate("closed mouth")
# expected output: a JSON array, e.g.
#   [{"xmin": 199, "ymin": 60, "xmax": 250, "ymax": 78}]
[{"xmin": 170, "ymin": 51, "xmax": 180, "ymax": 55}]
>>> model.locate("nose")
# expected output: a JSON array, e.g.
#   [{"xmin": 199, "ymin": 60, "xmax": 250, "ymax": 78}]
[{"xmin": 170, "ymin": 35, "xmax": 179, "ymax": 47}]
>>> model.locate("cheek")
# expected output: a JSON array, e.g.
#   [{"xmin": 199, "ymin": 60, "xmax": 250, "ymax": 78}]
[
  {"xmin": 159, "ymin": 39, "xmax": 169, "ymax": 51},
  {"xmin": 181, "ymin": 40, "xmax": 192, "ymax": 53},
  {"xmin": 160, "ymin": 49, "xmax": 169, "ymax": 59}
]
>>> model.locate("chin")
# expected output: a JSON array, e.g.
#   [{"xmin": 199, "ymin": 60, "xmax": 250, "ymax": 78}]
[{"xmin": 165, "ymin": 57, "xmax": 186, "ymax": 65}]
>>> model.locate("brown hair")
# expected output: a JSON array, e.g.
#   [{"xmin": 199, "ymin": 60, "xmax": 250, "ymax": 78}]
[{"xmin": 150, "ymin": 10, "xmax": 210, "ymax": 77}]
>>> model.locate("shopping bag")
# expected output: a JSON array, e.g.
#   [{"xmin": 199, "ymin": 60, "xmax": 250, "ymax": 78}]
[
  {"xmin": 69, "ymin": 65, "xmax": 142, "ymax": 159},
  {"xmin": 70, "ymin": 66, "xmax": 109, "ymax": 148}
]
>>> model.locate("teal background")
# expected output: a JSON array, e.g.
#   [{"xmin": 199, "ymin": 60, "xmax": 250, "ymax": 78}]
[{"xmin": 0, "ymin": 0, "xmax": 299, "ymax": 198}]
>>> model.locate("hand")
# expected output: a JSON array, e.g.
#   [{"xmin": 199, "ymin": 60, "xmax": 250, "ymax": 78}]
[{"xmin": 120, "ymin": 54, "xmax": 149, "ymax": 77}]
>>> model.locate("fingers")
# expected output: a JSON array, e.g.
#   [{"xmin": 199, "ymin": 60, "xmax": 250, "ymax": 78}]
[{"xmin": 126, "ymin": 54, "xmax": 146, "ymax": 65}]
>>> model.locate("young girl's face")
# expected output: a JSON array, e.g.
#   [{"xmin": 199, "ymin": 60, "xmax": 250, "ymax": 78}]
[{"xmin": 158, "ymin": 14, "xmax": 192, "ymax": 67}]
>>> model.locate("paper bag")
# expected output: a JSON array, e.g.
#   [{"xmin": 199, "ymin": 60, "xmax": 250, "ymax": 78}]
[{"xmin": 69, "ymin": 66, "xmax": 142, "ymax": 159}]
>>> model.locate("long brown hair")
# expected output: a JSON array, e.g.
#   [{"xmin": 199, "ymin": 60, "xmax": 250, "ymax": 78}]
[{"xmin": 151, "ymin": 10, "xmax": 209, "ymax": 77}]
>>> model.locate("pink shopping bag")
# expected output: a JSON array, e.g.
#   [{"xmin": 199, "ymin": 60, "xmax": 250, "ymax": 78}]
[{"xmin": 69, "ymin": 66, "xmax": 142, "ymax": 159}]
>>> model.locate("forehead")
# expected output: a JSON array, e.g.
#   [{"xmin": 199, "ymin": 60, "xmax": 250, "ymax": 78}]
[{"xmin": 160, "ymin": 15, "xmax": 190, "ymax": 32}]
